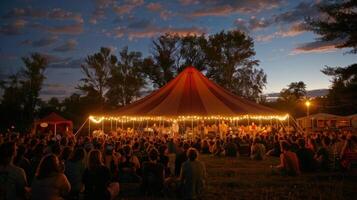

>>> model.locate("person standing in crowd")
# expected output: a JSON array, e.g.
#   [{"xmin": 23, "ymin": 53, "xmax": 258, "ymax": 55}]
[
  {"xmin": 180, "ymin": 148, "xmax": 206, "ymax": 200},
  {"xmin": 82, "ymin": 149, "xmax": 119, "ymax": 200},
  {"xmin": 0, "ymin": 142, "xmax": 28, "ymax": 200},
  {"xmin": 31, "ymin": 154, "xmax": 71, "ymax": 200},
  {"xmin": 65, "ymin": 147, "xmax": 86, "ymax": 198},
  {"xmin": 141, "ymin": 148, "xmax": 165, "ymax": 196}
]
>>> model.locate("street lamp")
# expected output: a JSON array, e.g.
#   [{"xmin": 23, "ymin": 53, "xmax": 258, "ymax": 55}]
[
  {"xmin": 305, "ymin": 100, "xmax": 310, "ymax": 117},
  {"xmin": 305, "ymin": 100, "xmax": 311, "ymax": 129}
]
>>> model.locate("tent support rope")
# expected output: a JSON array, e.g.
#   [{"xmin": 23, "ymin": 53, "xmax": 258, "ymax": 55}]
[{"xmin": 74, "ymin": 118, "xmax": 88, "ymax": 137}]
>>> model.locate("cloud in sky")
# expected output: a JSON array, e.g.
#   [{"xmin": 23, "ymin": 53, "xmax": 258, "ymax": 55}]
[
  {"xmin": 36, "ymin": 23, "xmax": 84, "ymax": 35},
  {"xmin": 109, "ymin": 25, "xmax": 206, "ymax": 39},
  {"xmin": 112, "ymin": 0, "xmax": 144, "ymax": 15},
  {"xmin": 0, "ymin": 19, "xmax": 27, "ymax": 35},
  {"xmin": 39, "ymin": 53, "xmax": 71, "ymax": 64},
  {"xmin": 291, "ymin": 39, "xmax": 345, "ymax": 55},
  {"xmin": 3, "ymin": 7, "xmax": 83, "ymax": 23},
  {"xmin": 28, "ymin": 35, "xmax": 58, "ymax": 47},
  {"xmin": 48, "ymin": 58, "xmax": 84, "ymax": 69},
  {"xmin": 146, "ymin": 2, "xmax": 162, "ymax": 12},
  {"xmin": 187, "ymin": 0, "xmax": 284, "ymax": 17},
  {"xmin": 53, "ymin": 39, "xmax": 77, "ymax": 52}
]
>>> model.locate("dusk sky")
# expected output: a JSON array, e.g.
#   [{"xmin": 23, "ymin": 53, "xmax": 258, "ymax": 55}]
[{"xmin": 1, "ymin": 0, "xmax": 356, "ymax": 100}]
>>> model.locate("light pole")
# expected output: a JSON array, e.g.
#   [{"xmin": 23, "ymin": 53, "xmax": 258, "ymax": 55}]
[{"xmin": 305, "ymin": 100, "xmax": 310, "ymax": 129}]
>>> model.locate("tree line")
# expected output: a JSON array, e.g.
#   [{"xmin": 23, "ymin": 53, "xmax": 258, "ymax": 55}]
[
  {"xmin": 1, "ymin": 0, "xmax": 356, "ymax": 132},
  {"xmin": 0, "ymin": 30, "xmax": 267, "ymax": 132}
]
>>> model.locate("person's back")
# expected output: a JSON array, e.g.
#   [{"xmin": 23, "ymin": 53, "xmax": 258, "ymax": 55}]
[
  {"xmin": 282, "ymin": 151, "xmax": 301, "ymax": 176},
  {"xmin": 180, "ymin": 148, "xmax": 206, "ymax": 199},
  {"xmin": 83, "ymin": 164, "xmax": 111, "ymax": 199},
  {"xmin": 65, "ymin": 160, "xmax": 85, "ymax": 193},
  {"xmin": 225, "ymin": 141, "xmax": 238, "ymax": 157},
  {"xmin": 296, "ymin": 139, "xmax": 315, "ymax": 172},
  {"xmin": 31, "ymin": 173, "xmax": 71, "ymax": 200},
  {"xmin": 0, "ymin": 163, "xmax": 28, "ymax": 200},
  {"xmin": 250, "ymin": 139, "xmax": 266, "ymax": 160},
  {"xmin": 142, "ymin": 151, "xmax": 165, "ymax": 196},
  {"xmin": 31, "ymin": 154, "xmax": 71, "ymax": 200},
  {"xmin": 0, "ymin": 142, "xmax": 28, "ymax": 200}
]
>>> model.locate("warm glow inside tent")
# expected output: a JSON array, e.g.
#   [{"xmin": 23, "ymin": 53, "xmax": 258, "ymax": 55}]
[
  {"xmin": 89, "ymin": 66, "xmax": 288, "ymax": 123},
  {"xmin": 34, "ymin": 112, "xmax": 73, "ymax": 135}
]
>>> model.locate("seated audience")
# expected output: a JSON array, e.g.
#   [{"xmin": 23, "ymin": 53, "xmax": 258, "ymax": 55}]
[
  {"xmin": 180, "ymin": 148, "xmax": 206, "ymax": 200},
  {"xmin": 82, "ymin": 149, "xmax": 119, "ymax": 200},
  {"xmin": 296, "ymin": 139, "xmax": 315, "ymax": 172},
  {"xmin": 0, "ymin": 142, "xmax": 28, "ymax": 200},
  {"xmin": 141, "ymin": 148, "xmax": 165, "ymax": 196},
  {"xmin": 250, "ymin": 138, "xmax": 266, "ymax": 160},
  {"xmin": 31, "ymin": 154, "xmax": 71, "ymax": 200},
  {"xmin": 272, "ymin": 141, "xmax": 300, "ymax": 176},
  {"xmin": 65, "ymin": 147, "xmax": 86, "ymax": 197}
]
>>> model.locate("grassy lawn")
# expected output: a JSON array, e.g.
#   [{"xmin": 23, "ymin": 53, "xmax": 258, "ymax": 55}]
[
  {"xmin": 201, "ymin": 155, "xmax": 356, "ymax": 200},
  {"xmin": 121, "ymin": 155, "xmax": 357, "ymax": 200}
]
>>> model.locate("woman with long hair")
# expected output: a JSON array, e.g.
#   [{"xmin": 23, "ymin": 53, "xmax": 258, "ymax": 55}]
[
  {"xmin": 31, "ymin": 154, "xmax": 71, "ymax": 200},
  {"xmin": 82, "ymin": 149, "xmax": 119, "ymax": 200}
]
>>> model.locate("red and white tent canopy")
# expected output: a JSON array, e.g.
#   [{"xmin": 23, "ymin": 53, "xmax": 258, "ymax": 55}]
[{"xmin": 105, "ymin": 66, "xmax": 283, "ymax": 118}]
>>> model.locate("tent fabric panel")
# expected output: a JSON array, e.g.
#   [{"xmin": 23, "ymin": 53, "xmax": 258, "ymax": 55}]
[
  {"xmin": 113, "ymin": 73, "xmax": 182, "ymax": 115},
  {"xmin": 148, "ymin": 71, "xmax": 188, "ymax": 115},
  {"xmin": 193, "ymin": 70, "xmax": 236, "ymax": 115},
  {"xmin": 197, "ymin": 71, "xmax": 279, "ymax": 114},
  {"xmin": 177, "ymin": 70, "xmax": 207, "ymax": 115},
  {"xmin": 108, "ymin": 66, "xmax": 282, "ymax": 117}
]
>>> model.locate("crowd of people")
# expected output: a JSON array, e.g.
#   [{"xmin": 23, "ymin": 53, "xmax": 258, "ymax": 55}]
[{"xmin": 0, "ymin": 123, "xmax": 356, "ymax": 200}]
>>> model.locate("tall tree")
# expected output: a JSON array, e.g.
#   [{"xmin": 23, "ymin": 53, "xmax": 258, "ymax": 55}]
[
  {"xmin": 307, "ymin": 0, "xmax": 357, "ymax": 54},
  {"xmin": 143, "ymin": 34, "xmax": 180, "ymax": 88},
  {"xmin": 321, "ymin": 64, "xmax": 357, "ymax": 114},
  {"xmin": 0, "ymin": 74, "xmax": 25, "ymax": 131},
  {"xmin": 21, "ymin": 53, "xmax": 48, "ymax": 128},
  {"xmin": 307, "ymin": 0, "xmax": 356, "ymax": 114},
  {"xmin": 276, "ymin": 81, "xmax": 307, "ymax": 117},
  {"xmin": 204, "ymin": 30, "xmax": 265, "ymax": 100},
  {"xmin": 106, "ymin": 47, "xmax": 146, "ymax": 107},
  {"xmin": 177, "ymin": 34, "xmax": 207, "ymax": 72},
  {"xmin": 78, "ymin": 47, "xmax": 116, "ymax": 110}
]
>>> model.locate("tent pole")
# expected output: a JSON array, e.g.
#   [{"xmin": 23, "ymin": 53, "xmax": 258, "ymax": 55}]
[
  {"xmin": 110, "ymin": 119, "xmax": 112, "ymax": 131},
  {"xmin": 115, "ymin": 120, "xmax": 117, "ymax": 131},
  {"xmin": 88, "ymin": 119, "xmax": 91, "ymax": 136},
  {"xmin": 191, "ymin": 118, "xmax": 193, "ymax": 136},
  {"xmin": 54, "ymin": 123, "xmax": 57, "ymax": 136},
  {"xmin": 102, "ymin": 120, "xmax": 104, "ymax": 133},
  {"xmin": 74, "ymin": 118, "xmax": 88, "ymax": 137},
  {"xmin": 287, "ymin": 115, "xmax": 290, "ymax": 134}
]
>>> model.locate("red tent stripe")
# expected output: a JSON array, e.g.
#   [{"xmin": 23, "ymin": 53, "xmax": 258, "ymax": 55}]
[
  {"xmin": 109, "ymin": 66, "xmax": 282, "ymax": 116},
  {"xmin": 177, "ymin": 69, "xmax": 207, "ymax": 115}
]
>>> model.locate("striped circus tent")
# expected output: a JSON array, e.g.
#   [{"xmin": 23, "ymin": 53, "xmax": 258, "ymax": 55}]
[{"xmin": 109, "ymin": 66, "xmax": 283, "ymax": 117}]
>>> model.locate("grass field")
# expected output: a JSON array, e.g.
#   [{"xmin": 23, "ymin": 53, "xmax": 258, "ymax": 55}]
[{"xmin": 121, "ymin": 155, "xmax": 357, "ymax": 200}]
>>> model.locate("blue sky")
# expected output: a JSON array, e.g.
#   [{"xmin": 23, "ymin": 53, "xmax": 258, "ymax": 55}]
[{"xmin": 0, "ymin": 0, "xmax": 356, "ymax": 99}]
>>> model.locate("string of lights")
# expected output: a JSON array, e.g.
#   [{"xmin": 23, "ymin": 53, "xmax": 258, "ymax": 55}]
[{"xmin": 88, "ymin": 114, "xmax": 289, "ymax": 124}]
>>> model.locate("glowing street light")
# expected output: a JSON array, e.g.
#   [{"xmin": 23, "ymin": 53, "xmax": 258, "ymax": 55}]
[
  {"xmin": 305, "ymin": 100, "xmax": 311, "ymax": 129},
  {"xmin": 305, "ymin": 100, "xmax": 310, "ymax": 117}
]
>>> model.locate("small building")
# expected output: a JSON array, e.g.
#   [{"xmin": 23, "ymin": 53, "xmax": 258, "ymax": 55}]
[{"xmin": 297, "ymin": 113, "xmax": 351, "ymax": 131}]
